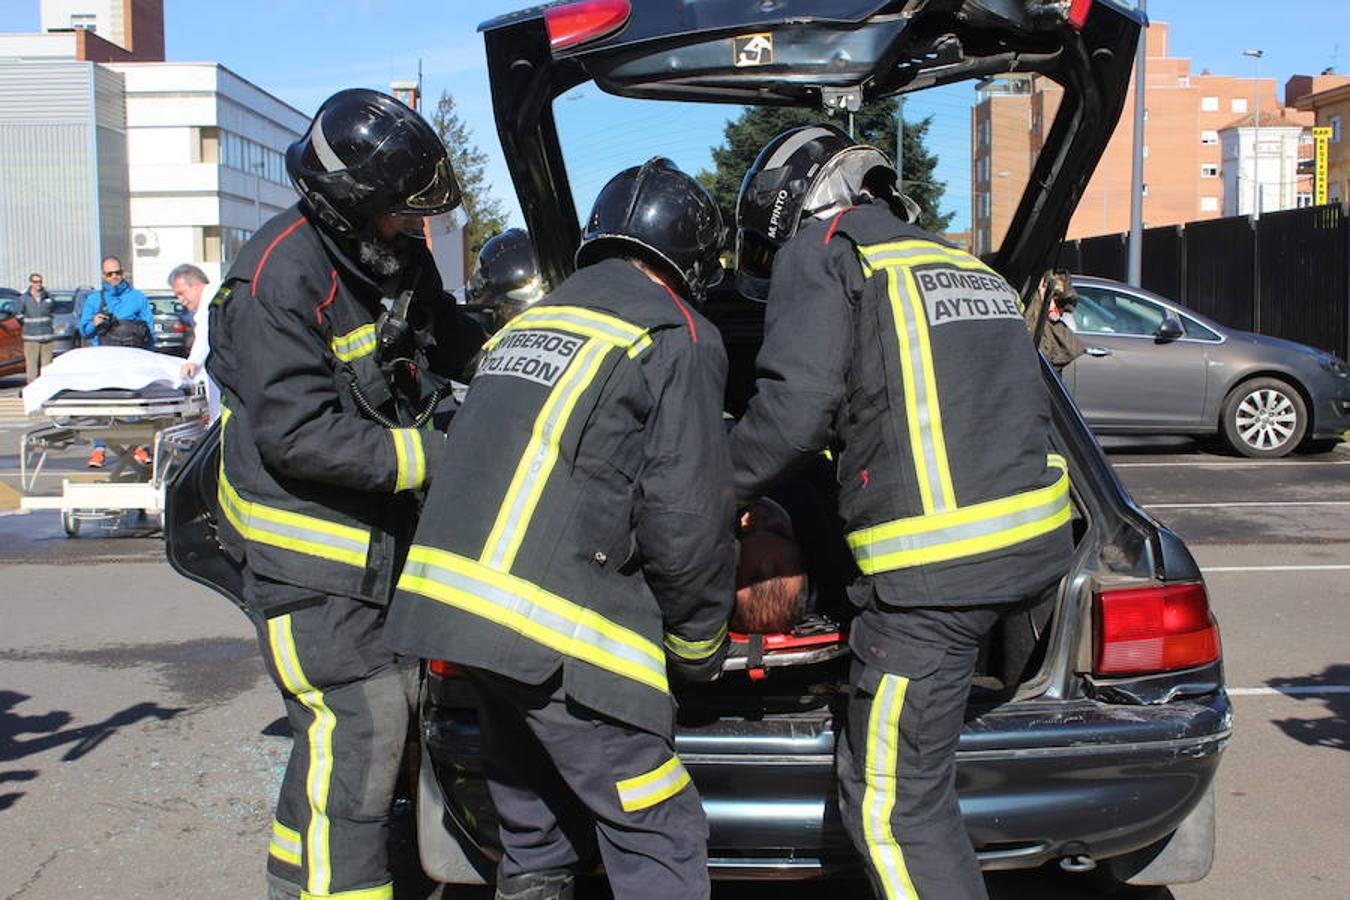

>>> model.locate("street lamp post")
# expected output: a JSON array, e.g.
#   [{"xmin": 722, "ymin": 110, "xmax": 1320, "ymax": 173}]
[{"xmin": 1243, "ymin": 48, "xmax": 1264, "ymax": 218}]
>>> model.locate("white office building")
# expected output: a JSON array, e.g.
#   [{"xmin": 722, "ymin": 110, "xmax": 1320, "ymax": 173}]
[{"xmin": 1219, "ymin": 113, "xmax": 1307, "ymax": 217}]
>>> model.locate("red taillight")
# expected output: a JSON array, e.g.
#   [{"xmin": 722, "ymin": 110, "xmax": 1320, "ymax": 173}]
[
  {"xmin": 1067, "ymin": 0, "xmax": 1093, "ymax": 30},
  {"xmin": 428, "ymin": 659, "xmax": 463, "ymax": 678},
  {"xmin": 544, "ymin": 0, "xmax": 631, "ymax": 51},
  {"xmin": 1094, "ymin": 582, "xmax": 1221, "ymax": 676},
  {"xmin": 173, "ymin": 322, "xmax": 189, "ymax": 333}
]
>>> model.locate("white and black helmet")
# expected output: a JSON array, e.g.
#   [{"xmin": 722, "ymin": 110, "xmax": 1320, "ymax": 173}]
[
  {"xmin": 287, "ymin": 88, "xmax": 461, "ymax": 236},
  {"xmin": 735, "ymin": 124, "xmax": 909, "ymax": 300}
]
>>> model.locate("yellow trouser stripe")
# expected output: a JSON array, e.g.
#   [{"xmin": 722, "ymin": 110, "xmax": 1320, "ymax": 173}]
[
  {"xmin": 399, "ymin": 546, "xmax": 669, "ymax": 693},
  {"xmin": 863, "ymin": 674, "xmax": 917, "ymax": 900},
  {"xmin": 848, "ymin": 455, "xmax": 1070, "ymax": 574},
  {"xmin": 615, "ymin": 755, "xmax": 692, "ymax": 812},
  {"xmin": 267, "ymin": 616, "xmax": 337, "ymax": 896},
  {"xmin": 480, "ymin": 337, "xmax": 614, "ymax": 571},
  {"xmin": 663, "ymin": 623, "xmax": 728, "ymax": 660},
  {"xmin": 331, "ymin": 324, "xmax": 377, "ymax": 362},
  {"xmin": 269, "ymin": 819, "xmax": 302, "ymax": 867},
  {"xmin": 218, "ymin": 407, "xmax": 371, "ymax": 568},
  {"xmin": 300, "ymin": 885, "xmax": 393, "ymax": 900},
  {"xmin": 391, "ymin": 428, "xmax": 425, "ymax": 492}
]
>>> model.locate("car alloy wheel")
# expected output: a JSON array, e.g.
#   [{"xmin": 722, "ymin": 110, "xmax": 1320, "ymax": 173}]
[{"xmin": 1221, "ymin": 377, "xmax": 1307, "ymax": 459}]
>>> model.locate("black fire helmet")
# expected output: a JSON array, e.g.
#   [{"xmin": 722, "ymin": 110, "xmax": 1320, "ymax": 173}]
[
  {"xmin": 735, "ymin": 124, "xmax": 899, "ymax": 301},
  {"xmin": 287, "ymin": 88, "xmax": 462, "ymax": 236},
  {"xmin": 575, "ymin": 157, "xmax": 725, "ymax": 302},
  {"xmin": 474, "ymin": 228, "xmax": 547, "ymax": 327}
]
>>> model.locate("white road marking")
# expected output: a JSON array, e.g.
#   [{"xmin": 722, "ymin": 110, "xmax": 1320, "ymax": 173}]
[
  {"xmin": 1229, "ymin": 686, "xmax": 1350, "ymax": 697},
  {"xmin": 1114, "ymin": 459, "xmax": 1350, "ymax": 468},
  {"xmin": 1146, "ymin": 500, "xmax": 1350, "ymax": 509},
  {"xmin": 1202, "ymin": 564, "xmax": 1350, "ymax": 573}
]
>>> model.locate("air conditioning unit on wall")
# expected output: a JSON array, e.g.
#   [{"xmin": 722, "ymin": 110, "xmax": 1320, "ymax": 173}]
[{"xmin": 132, "ymin": 228, "xmax": 160, "ymax": 253}]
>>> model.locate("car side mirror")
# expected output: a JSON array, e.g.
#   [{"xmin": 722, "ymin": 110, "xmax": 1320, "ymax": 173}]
[{"xmin": 1155, "ymin": 316, "xmax": 1184, "ymax": 343}]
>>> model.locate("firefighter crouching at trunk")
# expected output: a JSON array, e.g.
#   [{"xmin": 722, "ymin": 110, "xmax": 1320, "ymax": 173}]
[
  {"xmin": 730, "ymin": 125, "xmax": 1073, "ymax": 900},
  {"xmin": 385, "ymin": 158, "xmax": 735, "ymax": 900},
  {"xmin": 207, "ymin": 88, "xmax": 482, "ymax": 900}
]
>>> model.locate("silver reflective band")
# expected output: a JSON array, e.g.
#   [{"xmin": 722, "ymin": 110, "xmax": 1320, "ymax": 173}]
[
  {"xmin": 615, "ymin": 756, "xmax": 693, "ymax": 813},
  {"xmin": 309, "ymin": 116, "xmax": 345, "ymax": 173},
  {"xmin": 851, "ymin": 491, "xmax": 1069, "ymax": 566},
  {"xmin": 664, "ymin": 624, "xmax": 727, "ymax": 660},
  {"xmin": 400, "ymin": 551, "xmax": 668, "ymax": 692}
]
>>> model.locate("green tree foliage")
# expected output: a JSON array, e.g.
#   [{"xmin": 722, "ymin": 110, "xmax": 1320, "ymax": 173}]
[
  {"xmin": 431, "ymin": 90, "xmax": 508, "ymax": 256},
  {"xmin": 699, "ymin": 99, "xmax": 953, "ymax": 235}
]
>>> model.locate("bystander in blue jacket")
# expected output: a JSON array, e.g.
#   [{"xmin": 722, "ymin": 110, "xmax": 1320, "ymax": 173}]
[{"xmin": 79, "ymin": 256, "xmax": 155, "ymax": 349}]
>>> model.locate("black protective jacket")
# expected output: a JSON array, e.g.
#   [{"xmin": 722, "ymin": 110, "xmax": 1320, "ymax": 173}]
[
  {"xmin": 385, "ymin": 258, "xmax": 736, "ymax": 736},
  {"xmin": 731, "ymin": 201, "xmax": 1072, "ymax": 626},
  {"xmin": 208, "ymin": 204, "xmax": 482, "ymax": 610}
]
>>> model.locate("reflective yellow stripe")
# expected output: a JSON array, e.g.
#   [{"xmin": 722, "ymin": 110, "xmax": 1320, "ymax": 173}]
[
  {"xmin": 300, "ymin": 885, "xmax": 392, "ymax": 900},
  {"xmin": 847, "ymin": 455, "xmax": 1071, "ymax": 574},
  {"xmin": 663, "ymin": 623, "xmax": 727, "ymax": 661},
  {"xmin": 860, "ymin": 239, "xmax": 993, "ymax": 274},
  {"xmin": 267, "ymin": 616, "xmax": 336, "ymax": 896},
  {"xmin": 391, "ymin": 427, "xmax": 425, "ymax": 491},
  {"xmin": 481, "ymin": 337, "xmax": 614, "ymax": 571},
  {"xmin": 615, "ymin": 755, "xmax": 692, "ymax": 813},
  {"xmin": 269, "ymin": 820, "xmax": 302, "ymax": 867},
  {"xmin": 218, "ymin": 407, "xmax": 371, "ymax": 568},
  {"xmin": 863, "ymin": 674, "xmax": 917, "ymax": 899},
  {"xmin": 330, "ymin": 324, "xmax": 377, "ymax": 362},
  {"xmin": 398, "ymin": 545, "xmax": 669, "ymax": 694}
]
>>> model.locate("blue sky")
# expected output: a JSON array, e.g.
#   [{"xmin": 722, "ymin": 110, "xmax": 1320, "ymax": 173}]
[{"xmin": 2, "ymin": 0, "xmax": 1347, "ymax": 231}]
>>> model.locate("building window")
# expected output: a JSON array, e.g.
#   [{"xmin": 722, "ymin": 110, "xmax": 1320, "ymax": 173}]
[
  {"xmin": 199, "ymin": 226, "xmax": 222, "ymax": 263},
  {"xmin": 1201, "ymin": 164, "xmax": 1219, "ymax": 178},
  {"xmin": 1201, "ymin": 130, "xmax": 1219, "ymax": 145},
  {"xmin": 222, "ymin": 228, "xmax": 254, "ymax": 265},
  {"xmin": 1201, "ymin": 96, "xmax": 1219, "ymax": 112},
  {"xmin": 1142, "ymin": 145, "xmax": 1150, "ymax": 158},
  {"xmin": 978, "ymin": 193, "xmax": 991, "ymax": 218},
  {"xmin": 194, "ymin": 127, "xmax": 219, "ymax": 164},
  {"xmin": 70, "ymin": 13, "xmax": 97, "ymax": 31},
  {"xmin": 1332, "ymin": 115, "xmax": 1343, "ymax": 143},
  {"xmin": 1296, "ymin": 193, "xmax": 1314, "ymax": 208},
  {"xmin": 977, "ymin": 156, "xmax": 990, "ymax": 183},
  {"xmin": 1200, "ymin": 197, "xmax": 1219, "ymax": 212},
  {"xmin": 1231, "ymin": 97, "xmax": 1248, "ymax": 114},
  {"xmin": 1141, "ymin": 183, "xmax": 1149, "ymax": 196},
  {"xmin": 978, "ymin": 119, "xmax": 990, "ymax": 147}
]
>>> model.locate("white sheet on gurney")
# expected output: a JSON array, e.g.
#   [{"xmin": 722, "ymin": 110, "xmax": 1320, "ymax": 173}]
[{"xmin": 22, "ymin": 347, "xmax": 188, "ymax": 415}]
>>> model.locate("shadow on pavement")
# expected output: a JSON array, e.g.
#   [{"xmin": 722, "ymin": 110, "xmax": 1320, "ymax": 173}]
[
  {"xmin": 0, "ymin": 689, "xmax": 183, "ymax": 763},
  {"xmin": 1268, "ymin": 664, "xmax": 1350, "ymax": 752}
]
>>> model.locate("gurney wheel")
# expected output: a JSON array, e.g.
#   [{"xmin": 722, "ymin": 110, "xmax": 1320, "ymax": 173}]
[{"xmin": 61, "ymin": 511, "xmax": 80, "ymax": 538}]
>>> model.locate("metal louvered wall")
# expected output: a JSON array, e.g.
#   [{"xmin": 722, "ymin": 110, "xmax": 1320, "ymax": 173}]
[{"xmin": 0, "ymin": 60, "xmax": 127, "ymax": 290}]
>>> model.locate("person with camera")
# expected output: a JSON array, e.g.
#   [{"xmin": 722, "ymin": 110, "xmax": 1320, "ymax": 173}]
[{"xmin": 78, "ymin": 256, "xmax": 155, "ymax": 467}]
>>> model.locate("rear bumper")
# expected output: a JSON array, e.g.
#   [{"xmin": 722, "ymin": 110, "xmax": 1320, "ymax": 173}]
[{"xmin": 422, "ymin": 686, "xmax": 1231, "ymax": 878}]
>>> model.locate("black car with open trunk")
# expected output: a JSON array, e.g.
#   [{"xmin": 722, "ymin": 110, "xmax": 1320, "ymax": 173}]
[{"xmin": 407, "ymin": 0, "xmax": 1231, "ymax": 891}]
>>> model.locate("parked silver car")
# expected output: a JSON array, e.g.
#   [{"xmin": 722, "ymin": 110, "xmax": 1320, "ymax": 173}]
[{"xmin": 1063, "ymin": 276, "xmax": 1350, "ymax": 458}]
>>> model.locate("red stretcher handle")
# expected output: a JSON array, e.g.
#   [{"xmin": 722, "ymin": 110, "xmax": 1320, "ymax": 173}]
[{"xmin": 728, "ymin": 631, "xmax": 843, "ymax": 651}]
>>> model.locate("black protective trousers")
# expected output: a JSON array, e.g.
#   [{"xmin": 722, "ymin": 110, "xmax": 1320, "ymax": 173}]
[
  {"xmin": 467, "ymin": 668, "xmax": 710, "ymax": 900},
  {"xmin": 838, "ymin": 603, "xmax": 1011, "ymax": 900},
  {"xmin": 254, "ymin": 589, "xmax": 418, "ymax": 900}
]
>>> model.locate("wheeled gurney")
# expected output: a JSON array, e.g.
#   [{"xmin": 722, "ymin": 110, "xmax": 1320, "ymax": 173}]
[{"xmin": 20, "ymin": 385, "xmax": 208, "ymax": 535}]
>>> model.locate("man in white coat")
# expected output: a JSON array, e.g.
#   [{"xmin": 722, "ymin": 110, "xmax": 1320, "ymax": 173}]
[{"xmin": 168, "ymin": 263, "xmax": 219, "ymax": 420}]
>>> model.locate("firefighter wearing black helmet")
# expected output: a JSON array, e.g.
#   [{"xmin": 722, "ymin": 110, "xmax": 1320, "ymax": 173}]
[
  {"xmin": 471, "ymin": 227, "xmax": 547, "ymax": 328},
  {"xmin": 385, "ymin": 158, "xmax": 734, "ymax": 900},
  {"xmin": 206, "ymin": 88, "xmax": 483, "ymax": 900},
  {"xmin": 730, "ymin": 125, "xmax": 1072, "ymax": 900}
]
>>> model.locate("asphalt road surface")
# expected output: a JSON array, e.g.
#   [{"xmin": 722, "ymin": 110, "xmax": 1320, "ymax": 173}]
[{"xmin": 2, "ymin": 390, "xmax": 1347, "ymax": 898}]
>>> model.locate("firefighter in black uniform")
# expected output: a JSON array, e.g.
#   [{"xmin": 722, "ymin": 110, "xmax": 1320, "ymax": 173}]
[
  {"xmin": 471, "ymin": 227, "xmax": 547, "ymax": 329},
  {"xmin": 207, "ymin": 88, "xmax": 481, "ymax": 900},
  {"xmin": 385, "ymin": 158, "xmax": 735, "ymax": 900},
  {"xmin": 730, "ymin": 125, "xmax": 1073, "ymax": 900}
]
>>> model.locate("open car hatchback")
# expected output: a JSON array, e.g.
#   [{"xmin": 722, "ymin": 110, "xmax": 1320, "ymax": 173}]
[{"xmin": 415, "ymin": 0, "xmax": 1231, "ymax": 891}]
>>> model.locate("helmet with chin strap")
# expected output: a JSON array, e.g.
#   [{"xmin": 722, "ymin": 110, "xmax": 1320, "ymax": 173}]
[
  {"xmin": 287, "ymin": 88, "xmax": 462, "ymax": 236},
  {"xmin": 473, "ymin": 228, "xmax": 547, "ymax": 328},
  {"xmin": 735, "ymin": 123, "xmax": 914, "ymax": 300}
]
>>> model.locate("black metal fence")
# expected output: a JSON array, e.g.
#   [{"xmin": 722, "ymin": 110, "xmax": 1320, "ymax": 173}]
[{"xmin": 1059, "ymin": 203, "xmax": 1349, "ymax": 360}]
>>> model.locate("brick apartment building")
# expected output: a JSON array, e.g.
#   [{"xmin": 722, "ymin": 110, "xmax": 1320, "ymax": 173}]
[
  {"xmin": 1293, "ymin": 74, "xmax": 1350, "ymax": 205},
  {"xmin": 971, "ymin": 22, "xmax": 1297, "ymax": 253}
]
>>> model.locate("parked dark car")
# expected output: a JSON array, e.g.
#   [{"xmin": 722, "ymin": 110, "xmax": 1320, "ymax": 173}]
[
  {"xmin": 1063, "ymin": 276, "xmax": 1350, "ymax": 458},
  {"xmin": 413, "ymin": 0, "xmax": 1230, "ymax": 894},
  {"xmin": 147, "ymin": 292, "xmax": 194, "ymax": 357},
  {"xmin": 45, "ymin": 288, "xmax": 88, "ymax": 356},
  {"xmin": 0, "ymin": 289, "xmax": 23, "ymax": 377}
]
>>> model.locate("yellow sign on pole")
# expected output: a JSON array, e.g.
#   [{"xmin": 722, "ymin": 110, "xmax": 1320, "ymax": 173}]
[{"xmin": 1312, "ymin": 126, "xmax": 1332, "ymax": 206}]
